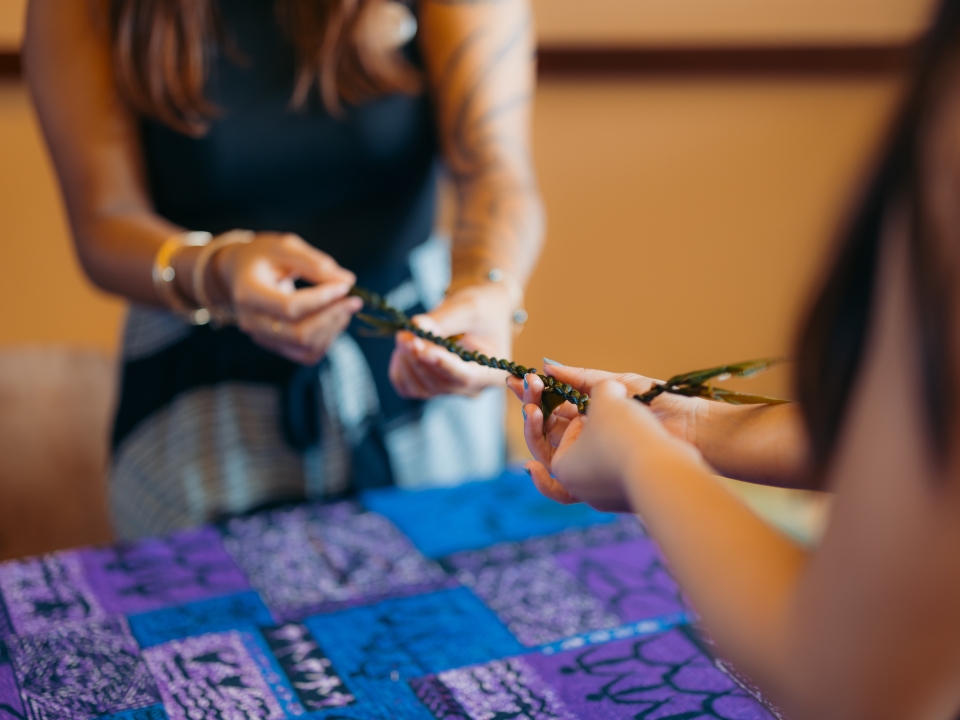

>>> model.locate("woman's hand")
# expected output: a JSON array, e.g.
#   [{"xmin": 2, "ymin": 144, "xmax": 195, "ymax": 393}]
[
  {"xmin": 506, "ymin": 364, "xmax": 706, "ymax": 453},
  {"xmin": 389, "ymin": 282, "xmax": 514, "ymax": 399},
  {"xmin": 522, "ymin": 380, "xmax": 710, "ymax": 514},
  {"xmin": 212, "ymin": 233, "xmax": 363, "ymax": 365}
]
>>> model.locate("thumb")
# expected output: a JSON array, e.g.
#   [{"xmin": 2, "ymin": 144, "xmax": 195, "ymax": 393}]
[
  {"xmin": 591, "ymin": 379, "xmax": 629, "ymax": 402},
  {"xmin": 274, "ymin": 236, "xmax": 356, "ymax": 287},
  {"xmin": 412, "ymin": 297, "xmax": 475, "ymax": 337}
]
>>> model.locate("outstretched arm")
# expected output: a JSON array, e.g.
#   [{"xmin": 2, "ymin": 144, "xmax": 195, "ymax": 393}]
[
  {"xmin": 508, "ymin": 364, "xmax": 813, "ymax": 489},
  {"xmin": 389, "ymin": 0, "xmax": 544, "ymax": 399}
]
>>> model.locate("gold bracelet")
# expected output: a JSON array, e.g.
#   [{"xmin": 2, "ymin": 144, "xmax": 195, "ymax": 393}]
[
  {"xmin": 191, "ymin": 230, "xmax": 255, "ymax": 327},
  {"xmin": 152, "ymin": 231, "xmax": 213, "ymax": 324}
]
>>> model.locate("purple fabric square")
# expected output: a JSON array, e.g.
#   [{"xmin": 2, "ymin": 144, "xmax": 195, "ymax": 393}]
[
  {"xmin": 0, "ymin": 662, "xmax": 26, "ymax": 720},
  {"xmin": 434, "ymin": 659, "xmax": 576, "ymax": 720},
  {"xmin": 5, "ymin": 617, "xmax": 160, "ymax": 720},
  {"xmin": 439, "ymin": 517, "xmax": 646, "ymax": 576},
  {"xmin": 142, "ymin": 632, "xmax": 284, "ymax": 720},
  {"xmin": 554, "ymin": 538, "xmax": 687, "ymax": 623},
  {"xmin": 0, "ymin": 552, "xmax": 105, "ymax": 636},
  {"xmin": 223, "ymin": 504, "xmax": 447, "ymax": 619},
  {"xmin": 525, "ymin": 630, "xmax": 777, "ymax": 720},
  {"xmin": 78, "ymin": 526, "xmax": 250, "ymax": 615},
  {"xmin": 460, "ymin": 557, "xmax": 620, "ymax": 647}
]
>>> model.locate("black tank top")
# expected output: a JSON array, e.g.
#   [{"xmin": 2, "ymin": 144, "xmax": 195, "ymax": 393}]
[
  {"xmin": 140, "ymin": 0, "xmax": 438, "ymax": 280},
  {"xmin": 114, "ymin": 0, "xmax": 438, "ymax": 490}
]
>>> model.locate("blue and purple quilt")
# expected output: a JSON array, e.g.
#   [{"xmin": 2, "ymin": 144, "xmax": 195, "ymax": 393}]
[{"xmin": 0, "ymin": 469, "xmax": 780, "ymax": 720}]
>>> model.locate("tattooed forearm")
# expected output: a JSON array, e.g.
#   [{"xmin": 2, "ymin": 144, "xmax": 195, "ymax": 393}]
[{"xmin": 420, "ymin": 0, "xmax": 543, "ymax": 291}]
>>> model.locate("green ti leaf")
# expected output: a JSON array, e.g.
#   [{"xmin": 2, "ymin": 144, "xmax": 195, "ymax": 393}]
[
  {"xmin": 671, "ymin": 385, "xmax": 790, "ymax": 405},
  {"xmin": 664, "ymin": 357, "xmax": 787, "ymax": 389}
]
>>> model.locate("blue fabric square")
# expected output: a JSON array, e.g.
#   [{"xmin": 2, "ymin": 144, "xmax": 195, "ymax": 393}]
[
  {"xmin": 303, "ymin": 587, "xmax": 525, "ymax": 719},
  {"xmin": 100, "ymin": 705, "xmax": 169, "ymax": 720},
  {"xmin": 128, "ymin": 591, "xmax": 274, "ymax": 648},
  {"xmin": 361, "ymin": 468, "xmax": 615, "ymax": 558}
]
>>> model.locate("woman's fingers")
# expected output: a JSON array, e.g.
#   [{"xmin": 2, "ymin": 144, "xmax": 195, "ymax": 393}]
[
  {"xmin": 394, "ymin": 344, "xmax": 450, "ymax": 400},
  {"xmin": 238, "ymin": 278, "xmax": 358, "ymax": 322},
  {"xmin": 389, "ymin": 341, "xmax": 456, "ymax": 399},
  {"xmin": 241, "ymin": 296, "xmax": 359, "ymax": 365},
  {"xmin": 546, "ymin": 415, "xmax": 572, "ymax": 448},
  {"xmin": 522, "ymin": 402, "xmax": 558, "ymax": 467},
  {"xmin": 544, "ymin": 364, "xmax": 658, "ymax": 398},
  {"xmin": 269, "ymin": 234, "xmax": 356, "ymax": 287},
  {"xmin": 522, "ymin": 372, "xmax": 544, "ymax": 406},
  {"xmin": 391, "ymin": 329, "xmax": 504, "ymax": 398},
  {"xmin": 391, "ymin": 333, "xmax": 456, "ymax": 399},
  {"xmin": 225, "ymin": 234, "xmax": 361, "ymax": 321},
  {"xmin": 525, "ymin": 462, "xmax": 579, "ymax": 505}
]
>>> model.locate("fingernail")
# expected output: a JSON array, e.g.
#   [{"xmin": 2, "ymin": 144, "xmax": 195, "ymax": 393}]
[
  {"xmin": 543, "ymin": 357, "xmax": 563, "ymax": 367},
  {"xmin": 523, "ymin": 377, "xmax": 528, "ymax": 390},
  {"xmin": 523, "ymin": 466, "xmax": 532, "ymax": 477},
  {"xmin": 521, "ymin": 408, "xmax": 527, "ymax": 421}
]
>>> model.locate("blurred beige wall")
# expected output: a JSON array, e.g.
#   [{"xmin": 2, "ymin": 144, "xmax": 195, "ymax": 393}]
[
  {"xmin": 534, "ymin": 0, "xmax": 933, "ymax": 45},
  {"xmin": 0, "ymin": 0, "xmax": 25, "ymax": 49},
  {"xmin": 0, "ymin": 0, "xmax": 935, "ymax": 48}
]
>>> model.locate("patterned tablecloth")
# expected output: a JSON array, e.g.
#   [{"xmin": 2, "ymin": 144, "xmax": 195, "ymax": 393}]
[{"xmin": 0, "ymin": 469, "xmax": 781, "ymax": 720}]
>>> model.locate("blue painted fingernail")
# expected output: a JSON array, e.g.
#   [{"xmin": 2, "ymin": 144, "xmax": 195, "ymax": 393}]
[
  {"xmin": 523, "ymin": 377, "xmax": 529, "ymax": 390},
  {"xmin": 523, "ymin": 467, "xmax": 532, "ymax": 477},
  {"xmin": 521, "ymin": 408, "xmax": 527, "ymax": 421},
  {"xmin": 543, "ymin": 357, "xmax": 563, "ymax": 367}
]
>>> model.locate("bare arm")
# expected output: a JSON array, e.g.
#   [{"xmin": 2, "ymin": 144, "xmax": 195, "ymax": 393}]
[
  {"xmin": 24, "ymin": 0, "xmax": 360, "ymax": 365},
  {"xmin": 24, "ymin": 0, "xmax": 178, "ymax": 305},
  {"xmin": 419, "ymin": 0, "xmax": 543, "ymax": 287},
  {"xmin": 388, "ymin": 0, "xmax": 544, "ymax": 399},
  {"xmin": 508, "ymin": 365, "xmax": 813, "ymax": 488}
]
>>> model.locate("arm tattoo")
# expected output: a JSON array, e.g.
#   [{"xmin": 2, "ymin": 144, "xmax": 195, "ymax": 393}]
[{"xmin": 429, "ymin": 2, "xmax": 542, "ymax": 285}]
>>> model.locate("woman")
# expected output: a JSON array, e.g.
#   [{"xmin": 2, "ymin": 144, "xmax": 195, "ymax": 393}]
[
  {"xmin": 509, "ymin": 2, "xmax": 960, "ymax": 717},
  {"xmin": 24, "ymin": 0, "xmax": 542, "ymax": 538}
]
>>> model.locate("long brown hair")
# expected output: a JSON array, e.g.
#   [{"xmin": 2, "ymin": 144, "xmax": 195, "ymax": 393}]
[
  {"xmin": 797, "ymin": 0, "xmax": 960, "ymax": 480},
  {"xmin": 109, "ymin": 0, "xmax": 422, "ymax": 136}
]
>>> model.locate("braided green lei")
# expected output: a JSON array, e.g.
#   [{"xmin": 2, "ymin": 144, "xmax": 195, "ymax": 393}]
[{"xmin": 349, "ymin": 286, "xmax": 788, "ymax": 423}]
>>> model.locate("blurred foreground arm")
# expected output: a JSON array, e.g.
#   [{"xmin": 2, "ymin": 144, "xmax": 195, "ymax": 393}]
[{"xmin": 515, "ymin": 243, "xmax": 960, "ymax": 719}]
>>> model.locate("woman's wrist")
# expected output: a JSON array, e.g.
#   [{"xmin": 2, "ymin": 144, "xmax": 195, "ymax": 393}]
[
  {"xmin": 447, "ymin": 268, "xmax": 528, "ymax": 331},
  {"xmin": 166, "ymin": 230, "xmax": 251, "ymax": 322},
  {"xmin": 154, "ymin": 230, "xmax": 212, "ymax": 322}
]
